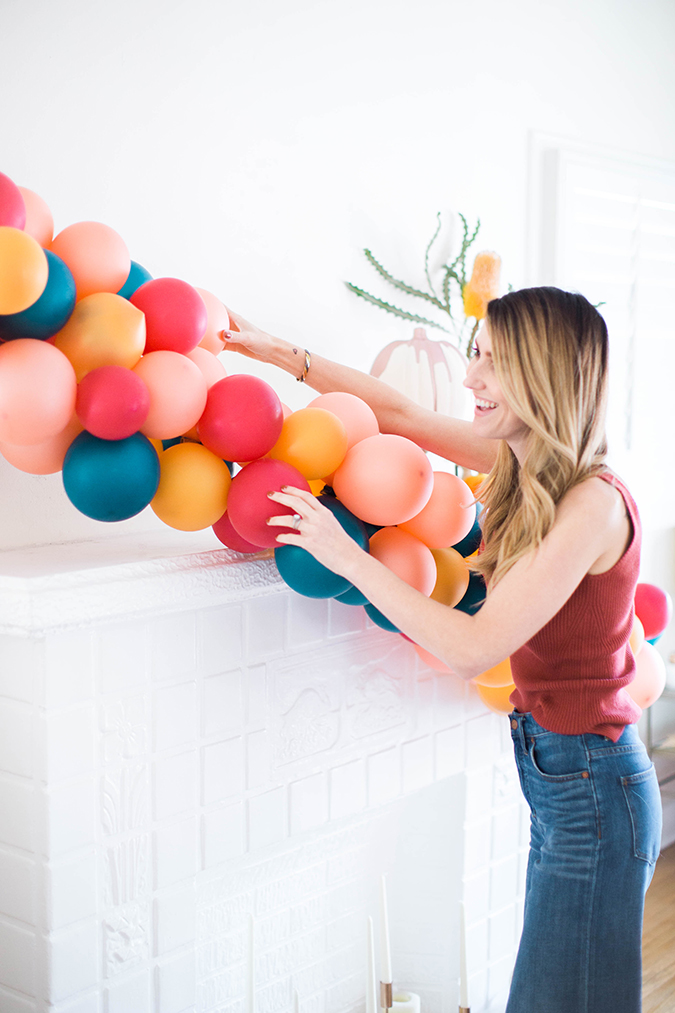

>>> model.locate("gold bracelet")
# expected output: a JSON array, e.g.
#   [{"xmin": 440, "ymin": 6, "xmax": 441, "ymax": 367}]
[{"xmin": 296, "ymin": 348, "xmax": 311, "ymax": 382}]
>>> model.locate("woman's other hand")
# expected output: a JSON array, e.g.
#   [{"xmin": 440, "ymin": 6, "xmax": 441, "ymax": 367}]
[
  {"xmin": 220, "ymin": 310, "xmax": 276, "ymax": 363},
  {"xmin": 267, "ymin": 487, "xmax": 365, "ymax": 577}
]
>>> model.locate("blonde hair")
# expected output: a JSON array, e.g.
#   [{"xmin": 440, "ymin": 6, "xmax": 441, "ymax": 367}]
[{"xmin": 472, "ymin": 287, "xmax": 609, "ymax": 589}]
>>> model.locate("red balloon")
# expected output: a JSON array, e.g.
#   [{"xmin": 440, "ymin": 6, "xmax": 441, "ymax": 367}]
[
  {"xmin": 130, "ymin": 278, "xmax": 207, "ymax": 354},
  {"xmin": 197, "ymin": 374, "xmax": 284, "ymax": 462},
  {"xmin": 634, "ymin": 583, "xmax": 673, "ymax": 640},
  {"xmin": 76, "ymin": 365, "xmax": 151, "ymax": 440},
  {"xmin": 0, "ymin": 172, "xmax": 26, "ymax": 229},
  {"xmin": 227, "ymin": 459, "xmax": 311, "ymax": 548},
  {"xmin": 213, "ymin": 510, "xmax": 265, "ymax": 552}
]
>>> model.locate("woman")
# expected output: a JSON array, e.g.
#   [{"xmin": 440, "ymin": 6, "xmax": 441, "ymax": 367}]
[{"xmin": 223, "ymin": 286, "xmax": 661, "ymax": 1013}]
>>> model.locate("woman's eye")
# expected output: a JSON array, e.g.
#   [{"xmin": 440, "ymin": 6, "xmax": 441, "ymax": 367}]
[{"xmin": 471, "ymin": 345, "xmax": 480, "ymax": 358}]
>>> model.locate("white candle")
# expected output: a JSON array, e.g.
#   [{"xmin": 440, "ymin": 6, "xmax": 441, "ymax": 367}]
[
  {"xmin": 380, "ymin": 875, "xmax": 393, "ymax": 984},
  {"xmin": 248, "ymin": 913, "xmax": 255, "ymax": 1013},
  {"xmin": 293, "ymin": 988, "xmax": 300, "ymax": 1013},
  {"xmin": 459, "ymin": 901, "xmax": 468, "ymax": 1008},
  {"xmin": 367, "ymin": 915, "xmax": 378, "ymax": 1013},
  {"xmin": 392, "ymin": 991, "xmax": 421, "ymax": 1012}
]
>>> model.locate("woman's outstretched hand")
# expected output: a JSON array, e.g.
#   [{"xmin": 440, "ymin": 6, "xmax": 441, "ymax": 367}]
[
  {"xmin": 220, "ymin": 310, "xmax": 276, "ymax": 363},
  {"xmin": 267, "ymin": 486, "xmax": 365, "ymax": 578}
]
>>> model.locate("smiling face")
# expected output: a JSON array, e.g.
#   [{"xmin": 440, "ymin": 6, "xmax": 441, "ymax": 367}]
[{"xmin": 464, "ymin": 323, "xmax": 530, "ymax": 461}]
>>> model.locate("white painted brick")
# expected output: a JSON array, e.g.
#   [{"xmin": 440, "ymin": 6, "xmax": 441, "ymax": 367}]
[
  {"xmin": 101, "ymin": 696, "xmax": 148, "ymax": 763},
  {"xmin": 0, "ymin": 919, "xmax": 36, "ymax": 995},
  {"xmin": 151, "ymin": 611, "xmax": 196, "ymax": 682},
  {"xmin": 202, "ymin": 738, "xmax": 244, "ymax": 806},
  {"xmin": 200, "ymin": 604, "xmax": 244, "ymax": 676},
  {"xmin": 414, "ymin": 675, "xmax": 435, "ymax": 734},
  {"xmin": 0, "ymin": 985, "xmax": 37, "ymax": 1012},
  {"xmin": 327, "ymin": 599, "xmax": 366, "ymax": 638},
  {"xmin": 245, "ymin": 664, "xmax": 267, "ymax": 726},
  {"xmin": 156, "ymin": 949, "xmax": 195, "ymax": 1013},
  {"xmin": 48, "ymin": 778, "xmax": 96, "ymax": 856},
  {"xmin": 97, "ymin": 622, "xmax": 150, "ymax": 695},
  {"xmin": 466, "ymin": 916, "xmax": 489, "ymax": 978},
  {"xmin": 464, "ymin": 766, "xmax": 494, "ymax": 824},
  {"xmin": 155, "ymin": 883, "xmax": 196, "ymax": 955},
  {"xmin": 0, "ymin": 849, "xmax": 35, "ymax": 925},
  {"xmin": 519, "ymin": 798, "xmax": 531, "ymax": 847},
  {"xmin": 490, "ymin": 854, "xmax": 518, "ymax": 913},
  {"xmin": 0, "ymin": 635, "xmax": 40, "ymax": 703},
  {"xmin": 154, "ymin": 816, "xmax": 198, "ymax": 888},
  {"xmin": 467, "ymin": 968, "xmax": 488, "ymax": 1013},
  {"xmin": 434, "ymin": 672, "xmax": 465, "ymax": 722},
  {"xmin": 51, "ymin": 995, "xmax": 99, "ymax": 1013},
  {"xmin": 463, "ymin": 819, "xmax": 491, "ymax": 876},
  {"xmin": 491, "ymin": 804, "xmax": 522, "ymax": 861},
  {"xmin": 464, "ymin": 712, "xmax": 498, "ymax": 770},
  {"xmin": 153, "ymin": 682, "xmax": 198, "ymax": 752},
  {"xmin": 329, "ymin": 760, "xmax": 366, "ymax": 821},
  {"xmin": 45, "ymin": 706, "xmax": 95, "ymax": 782},
  {"xmin": 488, "ymin": 952, "xmax": 516, "ymax": 1006},
  {"xmin": 49, "ymin": 919, "xmax": 98, "ymax": 1001},
  {"xmin": 154, "ymin": 751, "xmax": 198, "ymax": 821},
  {"xmin": 287, "ymin": 596, "xmax": 329, "ymax": 648},
  {"xmin": 245, "ymin": 595, "xmax": 287, "ymax": 660},
  {"xmin": 105, "ymin": 969, "xmax": 152, "ymax": 1013},
  {"xmin": 289, "ymin": 774, "xmax": 328, "ymax": 835},
  {"xmin": 488, "ymin": 904, "xmax": 516, "ymax": 961},
  {"xmin": 202, "ymin": 803, "xmax": 245, "ymax": 868},
  {"xmin": 248, "ymin": 787, "xmax": 287, "ymax": 852},
  {"xmin": 463, "ymin": 869, "xmax": 490, "ymax": 922},
  {"xmin": 48, "ymin": 851, "xmax": 97, "ymax": 929},
  {"xmin": 0, "ymin": 701, "xmax": 33, "ymax": 777},
  {"xmin": 367, "ymin": 747, "xmax": 400, "ymax": 807},
  {"xmin": 0, "ymin": 777, "xmax": 36, "ymax": 852},
  {"xmin": 100, "ymin": 764, "xmax": 149, "ymax": 836},
  {"xmin": 44, "ymin": 631, "xmax": 94, "ymax": 710},
  {"xmin": 247, "ymin": 730, "xmax": 271, "ymax": 790},
  {"xmin": 517, "ymin": 846, "xmax": 529, "ymax": 897},
  {"xmin": 203, "ymin": 669, "xmax": 243, "ymax": 736},
  {"xmin": 401, "ymin": 736, "xmax": 434, "ymax": 795},
  {"xmin": 435, "ymin": 724, "xmax": 464, "ymax": 780}
]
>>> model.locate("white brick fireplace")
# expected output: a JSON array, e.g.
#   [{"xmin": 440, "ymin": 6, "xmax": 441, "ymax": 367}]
[{"xmin": 0, "ymin": 536, "xmax": 528, "ymax": 1013}]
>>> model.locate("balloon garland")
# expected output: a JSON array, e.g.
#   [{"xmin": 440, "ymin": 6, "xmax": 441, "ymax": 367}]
[{"xmin": 0, "ymin": 171, "xmax": 670, "ymax": 708}]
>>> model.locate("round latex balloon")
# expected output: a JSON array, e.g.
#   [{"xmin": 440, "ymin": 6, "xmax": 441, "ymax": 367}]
[
  {"xmin": 476, "ymin": 681, "xmax": 516, "ymax": 715},
  {"xmin": 185, "ymin": 346, "xmax": 227, "ymax": 388},
  {"xmin": 133, "ymin": 351, "xmax": 207, "ymax": 440},
  {"xmin": 151, "ymin": 442, "xmax": 231, "ymax": 531},
  {"xmin": 429, "ymin": 547, "xmax": 470, "ymax": 607},
  {"xmin": 226, "ymin": 459, "xmax": 311, "ymax": 548},
  {"xmin": 451, "ymin": 515, "xmax": 483, "ymax": 557},
  {"xmin": 463, "ymin": 473, "xmax": 488, "ymax": 498},
  {"xmin": 197, "ymin": 374, "xmax": 283, "ymax": 463},
  {"xmin": 213, "ymin": 510, "xmax": 264, "ymax": 552},
  {"xmin": 454, "ymin": 571, "xmax": 487, "ymax": 615},
  {"xmin": 76, "ymin": 365, "xmax": 150, "ymax": 440},
  {"xmin": 62, "ymin": 431, "xmax": 160, "ymax": 521},
  {"xmin": 369, "ymin": 527, "xmax": 437, "ymax": 596},
  {"xmin": 0, "ymin": 250, "xmax": 75, "ymax": 341},
  {"xmin": 364, "ymin": 602, "xmax": 399, "ymax": 632},
  {"xmin": 269, "ymin": 408, "xmax": 348, "ymax": 480},
  {"xmin": 626, "ymin": 641, "xmax": 666, "ymax": 709},
  {"xmin": 196, "ymin": 288, "xmax": 230, "ymax": 354},
  {"xmin": 17, "ymin": 187, "xmax": 54, "ymax": 247},
  {"xmin": 54, "ymin": 292, "xmax": 146, "ymax": 381},
  {"xmin": 50, "ymin": 221, "xmax": 130, "ymax": 300},
  {"xmin": 333, "ymin": 434, "xmax": 433, "ymax": 526},
  {"xmin": 334, "ymin": 584, "xmax": 368, "ymax": 606},
  {"xmin": 629, "ymin": 614, "xmax": 645, "ymax": 657},
  {"xmin": 0, "ymin": 227, "xmax": 49, "ymax": 314},
  {"xmin": 399, "ymin": 472, "xmax": 476, "ymax": 548},
  {"xmin": 275, "ymin": 495, "xmax": 369, "ymax": 598},
  {"xmin": 0, "ymin": 172, "xmax": 26, "ymax": 229},
  {"xmin": 634, "ymin": 583, "xmax": 673, "ymax": 640},
  {"xmin": 130, "ymin": 277, "xmax": 207, "ymax": 354},
  {"xmin": 308, "ymin": 392, "xmax": 379, "ymax": 449},
  {"xmin": 117, "ymin": 260, "xmax": 153, "ymax": 300},
  {"xmin": 413, "ymin": 642, "xmax": 452, "ymax": 672},
  {"xmin": 0, "ymin": 339, "xmax": 76, "ymax": 445},
  {"xmin": 0, "ymin": 414, "xmax": 83, "ymax": 475},
  {"xmin": 473, "ymin": 657, "xmax": 513, "ymax": 688}
]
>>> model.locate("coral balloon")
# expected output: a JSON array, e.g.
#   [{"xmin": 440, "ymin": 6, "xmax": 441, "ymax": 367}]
[
  {"xmin": 54, "ymin": 292, "xmax": 146, "ymax": 381},
  {"xmin": 117, "ymin": 260, "xmax": 153, "ymax": 300},
  {"xmin": 634, "ymin": 583, "xmax": 673, "ymax": 641},
  {"xmin": 185, "ymin": 346, "xmax": 227, "ymax": 388},
  {"xmin": 369, "ymin": 527, "xmax": 437, "ymax": 596},
  {"xmin": 63, "ymin": 431, "xmax": 160, "ymax": 521},
  {"xmin": 0, "ymin": 227, "xmax": 49, "ymax": 314},
  {"xmin": 0, "ymin": 250, "xmax": 75, "ymax": 341},
  {"xmin": 626, "ymin": 642, "xmax": 666, "ymax": 709},
  {"xmin": 0, "ymin": 172, "xmax": 25, "ymax": 229},
  {"xmin": 213, "ymin": 511, "xmax": 264, "ymax": 552},
  {"xmin": 151, "ymin": 443, "xmax": 231, "ymax": 531},
  {"xmin": 17, "ymin": 187, "xmax": 53, "ymax": 247},
  {"xmin": 477, "ymin": 682, "xmax": 516, "ymax": 715},
  {"xmin": 0, "ymin": 414, "xmax": 83, "ymax": 475},
  {"xmin": 430, "ymin": 547, "xmax": 470, "ymax": 607},
  {"xmin": 76, "ymin": 366, "xmax": 150, "ymax": 440},
  {"xmin": 399, "ymin": 472, "xmax": 476, "ymax": 548},
  {"xmin": 0, "ymin": 339, "xmax": 76, "ymax": 445},
  {"xmin": 413, "ymin": 642, "xmax": 452, "ymax": 672},
  {"xmin": 197, "ymin": 374, "xmax": 283, "ymax": 462},
  {"xmin": 133, "ymin": 351, "xmax": 207, "ymax": 440},
  {"xmin": 50, "ymin": 221, "xmax": 130, "ymax": 300},
  {"xmin": 473, "ymin": 657, "xmax": 513, "ymax": 688},
  {"xmin": 629, "ymin": 614, "xmax": 645, "ymax": 657},
  {"xmin": 226, "ymin": 459, "xmax": 311, "ymax": 548},
  {"xmin": 308, "ymin": 392, "xmax": 379, "ymax": 449},
  {"xmin": 130, "ymin": 277, "xmax": 207, "ymax": 354},
  {"xmin": 333, "ymin": 434, "xmax": 433, "ymax": 526},
  {"xmin": 269, "ymin": 408, "xmax": 348, "ymax": 480},
  {"xmin": 196, "ymin": 288, "xmax": 230, "ymax": 354}
]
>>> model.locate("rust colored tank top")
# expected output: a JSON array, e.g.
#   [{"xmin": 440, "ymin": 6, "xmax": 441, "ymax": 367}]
[{"xmin": 509, "ymin": 471, "xmax": 642, "ymax": 741}]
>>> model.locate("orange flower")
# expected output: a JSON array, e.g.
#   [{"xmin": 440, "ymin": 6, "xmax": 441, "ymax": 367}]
[{"xmin": 462, "ymin": 251, "xmax": 501, "ymax": 319}]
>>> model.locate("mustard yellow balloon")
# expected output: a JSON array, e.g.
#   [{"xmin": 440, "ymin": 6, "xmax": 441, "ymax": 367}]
[
  {"xmin": 269, "ymin": 407, "xmax": 348, "ymax": 480},
  {"xmin": 54, "ymin": 292, "xmax": 146, "ymax": 381},
  {"xmin": 430, "ymin": 547, "xmax": 470, "ymax": 607},
  {"xmin": 0, "ymin": 226, "xmax": 49, "ymax": 313},
  {"xmin": 151, "ymin": 442, "xmax": 232, "ymax": 531},
  {"xmin": 473, "ymin": 656, "xmax": 513, "ymax": 688},
  {"xmin": 476, "ymin": 681, "xmax": 516, "ymax": 714}
]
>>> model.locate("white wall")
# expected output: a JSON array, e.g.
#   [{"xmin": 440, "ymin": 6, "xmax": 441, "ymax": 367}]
[{"xmin": 1, "ymin": 0, "xmax": 674, "ymax": 551}]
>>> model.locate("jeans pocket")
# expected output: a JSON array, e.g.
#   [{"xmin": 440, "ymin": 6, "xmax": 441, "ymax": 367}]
[
  {"xmin": 621, "ymin": 766, "xmax": 661, "ymax": 864},
  {"xmin": 529, "ymin": 741, "xmax": 589, "ymax": 782}
]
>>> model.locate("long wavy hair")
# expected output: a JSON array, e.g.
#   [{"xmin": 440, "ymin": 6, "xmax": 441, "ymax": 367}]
[{"xmin": 472, "ymin": 286, "xmax": 609, "ymax": 589}]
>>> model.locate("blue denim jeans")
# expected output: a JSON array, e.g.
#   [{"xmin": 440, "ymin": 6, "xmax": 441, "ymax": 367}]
[{"xmin": 506, "ymin": 711, "xmax": 662, "ymax": 1013}]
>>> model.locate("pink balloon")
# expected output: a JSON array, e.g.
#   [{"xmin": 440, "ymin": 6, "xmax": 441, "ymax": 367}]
[
  {"xmin": 212, "ymin": 510, "xmax": 265, "ymax": 552},
  {"xmin": 195, "ymin": 288, "xmax": 230, "ymax": 354},
  {"xmin": 413, "ymin": 642, "xmax": 452, "ymax": 672},
  {"xmin": 333, "ymin": 434, "xmax": 433, "ymax": 526},
  {"xmin": 185, "ymin": 346, "xmax": 227, "ymax": 388},
  {"xmin": 76, "ymin": 365, "xmax": 151, "ymax": 440},
  {"xmin": 627, "ymin": 642, "xmax": 666, "ymax": 709},
  {"xmin": 0, "ymin": 414, "xmax": 83, "ymax": 474},
  {"xmin": 369, "ymin": 527, "xmax": 437, "ymax": 596},
  {"xmin": 227, "ymin": 458, "xmax": 311, "ymax": 548},
  {"xmin": 399, "ymin": 472, "xmax": 476, "ymax": 548},
  {"xmin": 0, "ymin": 339, "xmax": 77, "ymax": 445},
  {"xmin": 308, "ymin": 392, "xmax": 379, "ymax": 449},
  {"xmin": 0, "ymin": 172, "xmax": 26, "ymax": 229},
  {"xmin": 50, "ymin": 221, "xmax": 130, "ymax": 300},
  {"xmin": 133, "ymin": 351, "xmax": 207, "ymax": 440},
  {"xmin": 17, "ymin": 186, "xmax": 53, "ymax": 247},
  {"xmin": 131, "ymin": 278, "xmax": 207, "ymax": 354}
]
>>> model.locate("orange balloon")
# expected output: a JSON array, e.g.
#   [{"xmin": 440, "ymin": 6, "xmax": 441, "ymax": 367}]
[
  {"xmin": 413, "ymin": 642, "xmax": 452, "ymax": 672},
  {"xmin": 463, "ymin": 473, "xmax": 488, "ymax": 498},
  {"xmin": 626, "ymin": 642, "xmax": 666, "ymax": 709},
  {"xmin": 399, "ymin": 472, "xmax": 477, "ymax": 548},
  {"xmin": 185, "ymin": 346, "xmax": 227, "ymax": 388},
  {"xmin": 54, "ymin": 292, "xmax": 146, "ymax": 381},
  {"xmin": 195, "ymin": 288, "xmax": 230, "ymax": 354},
  {"xmin": 308, "ymin": 392, "xmax": 379, "ymax": 449},
  {"xmin": 477, "ymin": 681, "xmax": 516, "ymax": 715},
  {"xmin": 430, "ymin": 547, "xmax": 470, "ymax": 607},
  {"xmin": 0, "ymin": 226, "xmax": 49, "ymax": 313},
  {"xmin": 309, "ymin": 479, "xmax": 325, "ymax": 495},
  {"xmin": 50, "ymin": 221, "xmax": 130, "ymax": 300},
  {"xmin": 151, "ymin": 442, "xmax": 232, "ymax": 531},
  {"xmin": 0, "ymin": 339, "xmax": 77, "ymax": 445},
  {"xmin": 333, "ymin": 434, "xmax": 433, "ymax": 526},
  {"xmin": 18, "ymin": 187, "xmax": 54, "ymax": 247},
  {"xmin": 269, "ymin": 407, "xmax": 348, "ymax": 480},
  {"xmin": 134, "ymin": 351, "xmax": 208, "ymax": 440},
  {"xmin": 473, "ymin": 656, "xmax": 513, "ymax": 688},
  {"xmin": 0, "ymin": 414, "xmax": 83, "ymax": 474},
  {"xmin": 629, "ymin": 614, "xmax": 645, "ymax": 656},
  {"xmin": 369, "ymin": 527, "xmax": 437, "ymax": 596}
]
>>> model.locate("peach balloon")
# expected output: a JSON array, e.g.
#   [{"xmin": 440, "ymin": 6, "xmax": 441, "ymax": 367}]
[
  {"xmin": 333, "ymin": 433, "xmax": 433, "ymax": 526},
  {"xmin": 269, "ymin": 407, "xmax": 348, "ymax": 480},
  {"xmin": 629, "ymin": 614, "xmax": 645, "ymax": 657},
  {"xmin": 0, "ymin": 414, "xmax": 83, "ymax": 474},
  {"xmin": 0, "ymin": 226, "xmax": 49, "ymax": 313},
  {"xmin": 54, "ymin": 292, "xmax": 146, "ymax": 381},
  {"xmin": 18, "ymin": 186, "xmax": 54, "ymax": 247},
  {"xmin": 477, "ymin": 681, "xmax": 516, "ymax": 715},
  {"xmin": 151, "ymin": 442, "xmax": 231, "ymax": 531},
  {"xmin": 413, "ymin": 642, "xmax": 452, "ymax": 673},
  {"xmin": 473, "ymin": 657, "xmax": 513, "ymax": 688},
  {"xmin": 0, "ymin": 339, "xmax": 77, "ymax": 445},
  {"xmin": 134, "ymin": 351, "xmax": 207, "ymax": 440},
  {"xmin": 50, "ymin": 221, "xmax": 130, "ymax": 300},
  {"xmin": 308, "ymin": 392, "xmax": 379, "ymax": 449},
  {"xmin": 399, "ymin": 472, "xmax": 476, "ymax": 548},
  {"xmin": 195, "ymin": 288, "xmax": 230, "ymax": 354},
  {"xmin": 626, "ymin": 642, "xmax": 666, "ymax": 709},
  {"xmin": 186, "ymin": 346, "xmax": 227, "ymax": 388},
  {"xmin": 430, "ymin": 547, "xmax": 471, "ymax": 607},
  {"xmin": 369, "ymin": 527, "xmax": 437, "ymax": 596},
  {"xmin": 281, "ymin": 402, "xmax": 293, "ymax": 419}
]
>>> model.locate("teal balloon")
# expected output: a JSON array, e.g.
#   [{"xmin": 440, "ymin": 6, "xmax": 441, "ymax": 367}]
[
  {"xmin": 117, "ymin": 260, "xmax": 153, "ymax": 300},
  {"xmin": 63, "ymin": 432, "xmax": 160, "ymax": 522},
  {"xmin": 647, "ymin": 636, "xmax": 662, "ymax": 646},
  {"xmin": 0, "ymin": 250, "xmax": 76, "ymax": 340},
  {"xmin": 454, "ymin": 571, "xmax": 486, "ymax": 615},
  {"xmin": 334, "ymin": 585, "xmax": 369, "ymax": 606},
  {"xmin": 451, "ymin": 514, "xmax": 482, "ymax": 557},
  {"xmin": 275, "ymin": 495, "xmax": 369, "ymax": 599},
  {"xmin": 364, "ymin": 602, "xmax": 399, "ymax": 632}
]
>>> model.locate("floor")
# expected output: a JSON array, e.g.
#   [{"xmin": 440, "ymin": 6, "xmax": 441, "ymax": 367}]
[{"xmin": 642, "ymin": 843, "xmax": 675, "ymax": 1013}]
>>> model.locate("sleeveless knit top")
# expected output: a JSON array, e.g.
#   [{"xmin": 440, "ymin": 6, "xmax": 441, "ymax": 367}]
[{"xmin": 509, "ymin": 471, "xmax": 642, "ymax": 741}]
